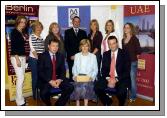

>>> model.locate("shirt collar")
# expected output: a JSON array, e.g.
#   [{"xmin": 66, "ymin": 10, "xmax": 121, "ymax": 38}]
[
  {"xmin": 49, "ymin": 51, "xmax": 56, "ymax": 57},
  {"xmin": 73, "ymin": 27, "xmax": 79, "ymax": 32},
  {"xmin": 111, "ymin": 48, "xmax": 118, "ymax": 55},
  {"xmin": 32, "ymin": 33, "xmax": 42, "ymax": 40}
]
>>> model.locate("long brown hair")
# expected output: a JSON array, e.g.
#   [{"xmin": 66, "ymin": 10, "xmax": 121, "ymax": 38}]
[
  {"xmin": 123, "ymin": 22, "xmax": 136, "ymax": 39},
  {"xmin": 48, "ymin": 22, "xmax": 61, "ymax": 36},
  {"xmin": 15, "ymin": 16, "xmax": 28, "ymax": 28}
]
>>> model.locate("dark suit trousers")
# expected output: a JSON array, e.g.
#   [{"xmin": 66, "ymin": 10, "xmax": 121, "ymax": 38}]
[
  {"xmin": 67, "ymin": 59, "xmax": 74, "ymax": 81},
  {"xmin": 40, "ymin": 80, "xmax": 74, "ymax": 106},
  {"xmin": 94, "ymin": 79, "xmax": 127, "ymax": 106}
]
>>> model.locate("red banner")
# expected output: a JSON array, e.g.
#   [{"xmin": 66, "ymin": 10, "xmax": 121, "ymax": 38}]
[
  {"xmin": 136, "ymin": 54, "xmax": 155, "ymax": 100},
  {"xmin": 124, "ymin": 5, "xmax": 155, "ymax": 16},
  {"xmin": 5, "ymin": 5, "xmax": 39, "ymax": 16}
]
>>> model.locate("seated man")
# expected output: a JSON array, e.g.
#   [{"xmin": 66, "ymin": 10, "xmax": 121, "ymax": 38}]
[
  {"xmin": 38, "ymin": 38, "xmax": 74, "ymax": 106},
  {"xmin": 94, "ymin": 36, "xmax": 131, "ymax": 106}
]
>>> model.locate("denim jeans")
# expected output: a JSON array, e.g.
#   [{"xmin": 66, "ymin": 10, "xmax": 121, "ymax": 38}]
[
  {"xmin": 130, "ymin": 61, "xmax": 138, "ymax": 100},
  {"xmin": 28, "ymin": 57, "xmax": 38, "ymax": 99}
]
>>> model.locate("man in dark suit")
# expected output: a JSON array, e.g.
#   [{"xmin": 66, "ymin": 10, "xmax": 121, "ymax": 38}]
[
  {"xmin": 64, "ymin": 16, "xmax": 87, "ymax": 81},
  {"xmin": 94, "ymin": 36, "xmax": 131, "ymax": 106},
  {"xmin": 38, "ymin": 38, "xmax": 74, "ymax": 106}
]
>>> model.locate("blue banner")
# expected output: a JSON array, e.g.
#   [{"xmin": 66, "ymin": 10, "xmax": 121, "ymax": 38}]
[{"xmin": 58, "ymin": 6, "xmax": 90, "ymax": 37}]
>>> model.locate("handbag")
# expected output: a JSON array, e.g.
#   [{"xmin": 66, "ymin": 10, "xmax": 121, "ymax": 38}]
[{"xmin": 76, "ymin": 74, "xmax": 90, "ymax": 82}]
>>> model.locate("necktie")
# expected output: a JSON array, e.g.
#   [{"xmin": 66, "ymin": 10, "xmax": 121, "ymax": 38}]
[
  {"xmin": 52, "ymin": 55, "xmax": 57, "ymax": 80},
  {"xmin": 110, "ymin": 52, "xmax": 116, "ymax": 80},
  {"xmin": 75, "ymin": 28, "xmax": 78, "ymax": 36}
]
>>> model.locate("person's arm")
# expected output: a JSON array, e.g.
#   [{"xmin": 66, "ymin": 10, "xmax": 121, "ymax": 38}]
[
  {"xmin": 29, "ymin": 36, "xmax": 38, "ymax": 58},
  {"xmin": 11, "ymin": 30, "xmax": 21, "ymax": 67},
  {"xmin": 101, "ymin": 52, "xmax": 109, "ymax": 79},
  {"xmin": 64, "ymin": 30, "xmax": 70, "ymax": 57},
  {"xmin": 135, "ymin": 37, "xmax": 142, "ymax": 57},
  {"xmin": 38, "ymin": 54, "xmax": 51, "ymax": 83},
  {"xmin": 93, "ymin": 32, "xmax": 103, "ymax": 54},
  {"xmin": 59, "ymin": 54, "xmax": 66, "ymax": 81},
  {"xmin": 83, "ymin": 30, "xmax": 87, "ymax": 39},
  {"xmin": 119, "ymin": 51, "xmax": 131, "ymax": 82},
  {"xmin": 88, "ymin": 55, "xmax": 98, "ymax": 81},
  {"xmin": 72, "ymin": 54, "xmax": 79, "ymax": 80},
  {"xmin": 44, "ymin": 35, "xmax": 52, "ymax": 51}
]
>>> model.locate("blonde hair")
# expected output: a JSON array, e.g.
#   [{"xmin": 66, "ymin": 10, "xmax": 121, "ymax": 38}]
[
  {"xmin": 105, "ymin": 19, "xmax": 115, "ymax": 34},
  {"xmin": 90, "ymin": 19, "xmax": 99, "ymax": 33},
  {"xmin": 79, "ymin": 39, "xmax": 91, "ymax": 51},
  {"xmin": 49, "ymin": 22, "xmax": 61, "ymax": 35},
  {"xmin": 31, "ymin": 21, "xmax": 43, "ymax": 33}
]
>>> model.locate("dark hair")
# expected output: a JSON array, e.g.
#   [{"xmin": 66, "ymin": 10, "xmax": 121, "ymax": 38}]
[
  {"xmin": 123, "ymin": 22, "xmax": 136, "ymax": 39},
  {"xmin": 48, "ymin": 38, "xmax": 59, "ymax": 45},
  {"xmin": 72, "ymin": 16, "xmax": 81, "ymax": 21},
  {"xmin": 108, "ymin": 35, "xmax": 118, "ymax": 43}
]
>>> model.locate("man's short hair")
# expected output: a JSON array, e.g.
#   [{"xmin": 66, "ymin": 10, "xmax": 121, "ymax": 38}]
[
  {"xmin": 48, "ymin": 38, "xmax": 59, "ymax": 45},
  {"xmin": 108, "ymin": 35, "xmax": 118, "ymax": 43},
  {"xmin": 72, "ymin": 16, "xmax": 81, "ymax": 21}
]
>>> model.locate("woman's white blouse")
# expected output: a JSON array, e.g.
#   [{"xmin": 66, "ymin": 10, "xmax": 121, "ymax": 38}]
[
  {"xmin": 101, "ymin": 32, "xmax": 118, "ymax": 55},
  {"xmin": 72, "ymin": 52, "xmax": 98, "ymax": 81}
]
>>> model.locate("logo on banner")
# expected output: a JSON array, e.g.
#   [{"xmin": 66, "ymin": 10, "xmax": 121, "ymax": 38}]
[{"xmin": 68, "ymin": 8, "xmax": 79, "ymax": 27}]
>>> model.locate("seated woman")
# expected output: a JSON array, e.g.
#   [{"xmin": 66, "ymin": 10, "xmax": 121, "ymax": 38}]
[{"xmin": 70, "ymin": 39, "xmax": 98, "ymax": 106}]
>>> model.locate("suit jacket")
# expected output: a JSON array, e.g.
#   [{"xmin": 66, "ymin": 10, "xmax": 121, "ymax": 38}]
[
  {"xmin": 101, "ymin": 48, "xmax": 131, "ymax": 88},
  {"xmin": 64, "ymin": 28, "xmax": 87, "ymax": 59},
  {"xmin": 38, "ymin": 51, "xmax": 66, "ymax": 89}
]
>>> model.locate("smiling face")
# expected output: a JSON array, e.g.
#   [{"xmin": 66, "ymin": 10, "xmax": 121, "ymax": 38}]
[
  {"xmin": 90, "ymin": 22, "xmax": 97, "ymax": 32},
  {"xmin": 81, "ymin": 43, "xmax": 89, "ymax": 53},
  {"xmin": 51, "ymin": 24, "xmax": 59, "ymax": 35},
  {"xmin": 72, "ymin": 17, "xmax": 80, "ymax": 28},
  {"xmin": 124, "ymin": 24, "xmax": 131, "ymax": 34},
  {"xmin": 108, "ymin": 38, "xmax": 118, "ymax": 52},
  {"xmin": 34, "ymin": 24, "xmax": 43, "ymax": 35},
  {"xmin": 17, "ymin": 18, "xmax": 27, "ymax": 30},
  {"xmin": 106, "ymin": 22, "xmax": 113, "ymax": 33},
  {"xmin": 48, "ymin": 41, "xmax": 59, "ymax": 54}
]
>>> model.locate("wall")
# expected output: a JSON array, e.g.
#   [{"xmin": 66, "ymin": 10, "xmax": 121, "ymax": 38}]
[{"xmin": 39, "ymin": 5, "xmax": 124, "ymax": 47}]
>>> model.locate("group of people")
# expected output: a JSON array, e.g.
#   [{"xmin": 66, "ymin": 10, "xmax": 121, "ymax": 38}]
[{"xmin": 10, "ymin": 15, "xmax": 141, "ymax": 106}]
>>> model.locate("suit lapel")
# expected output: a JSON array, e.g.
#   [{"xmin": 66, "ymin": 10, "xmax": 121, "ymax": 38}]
[
  {"xmin": 55, "ymin": 53, "xmax": 59, "ymax": 69},
  {"xmin": 116, "ymin": 48, "xmax": 121, "ymax": 72},
  {"xmin": 108, "ymin": 50, "xmax": 111, "ymax": 65},
  {"xmin": 71, "ymin": 28, "xmax": 78, "ymax": 38}
]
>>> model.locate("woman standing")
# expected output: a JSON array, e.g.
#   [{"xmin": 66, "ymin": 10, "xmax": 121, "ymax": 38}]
[
  {"xmin": 88, "ymin": 19, "xmax": 103, "ymax": 78},
  {"xmin": 45, "ymin": 22, "xmax": 65, "ymax": 56},
  {"xmin": 122, "ymin": 22, "xmax": 142, "ymax": 102},
  {"xmin": 71, "ymin": 39, "xmax": 98, "ymax": 106},
  {"xmin": 28, "ymin": 21, "xmax": 45, "ymax": 100},
  {"xmin": 101, "ymin": 20, "xmax": 118, "ymax": 55},
  {"xmin": 10, "ymin": 16, "xmax": 28, "ymax": 106}
]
